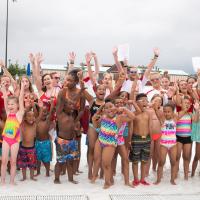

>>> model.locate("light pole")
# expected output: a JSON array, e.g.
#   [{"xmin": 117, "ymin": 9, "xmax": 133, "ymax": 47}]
[{"xmin": 5, "ymin": 0, "xmax": 16, "ymax": 68}]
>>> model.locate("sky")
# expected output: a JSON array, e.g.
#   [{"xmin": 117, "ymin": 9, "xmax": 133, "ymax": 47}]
[{"xmin": 0, "ymin": 0, "xmax": 200, "ymax": 73}]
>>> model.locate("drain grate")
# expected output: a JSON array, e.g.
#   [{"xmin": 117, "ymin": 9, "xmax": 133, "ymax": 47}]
[
  {"xmin": 110, "ymin": 194, "xmax": 200, "ymax": 200},
  {"xmin": 0, "ymin": 195, "xmax": 88, "ymax": 200}
]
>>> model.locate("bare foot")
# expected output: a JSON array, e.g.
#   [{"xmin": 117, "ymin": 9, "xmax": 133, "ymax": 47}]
[
  {"xmin": 88, "ymin": 173, "xmax": 93, "ymax": 180},
  {"xmin": 125, "ymin": 182, "xmax": 135, "ymax": 188},
  {"xmin": 91, "ymin": 176, "xmax": 98, "ymax": 184},
  {"xmin": 170, "ymin": 180, "xmax": 177, "ymax": 185},
  {"xmin": 77, "ymin": 170, "xmax": 83, "ymax": 173},
  {"xmin": 154, "ymin": 180, "xmax": 161, "ymax": 185},
  {"xmin": 34, "ymin": 173, "xmax": 40, "ymax": 177},
  {"xmin": 54, "ymin": 179, "xmax": 61, "ymax": 184},
  {"xmin": 31, "ymin": 177, "xmax": 37, "ymax": 181},
  {"xmin": 10, "ymin": 182, "xmax": 17, "ymax": 186},
  {"xmin": 103, "ymin": 183, "xmax": 111, "ymax": 189},
  {"xmin": 69, "ymin": 180, "xmax": 78, "ymax": 184},
  {"xmin": 20, "ymin": 178, "xmax": 26, "ymax": 182}
]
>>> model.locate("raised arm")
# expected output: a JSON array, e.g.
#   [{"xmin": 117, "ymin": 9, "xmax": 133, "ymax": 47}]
[
  {"xmin": 112, "ymin": 47, "xmax": 124, "ymax": 73},
  {"xmin": 67, "ymin": 52, "xmax": 76, "ymax": 73},
  {"xmin": 0, "ymin": 59, "xmax": 18, "ymax": 92},
  {"xmin": 143, "ymin": 48, "xmax": 159, "ymax": 79},
  {"xmin": 29, "ymin": 53, "xmax": 43, "ymax": 95},
  {"xmin": 85, "ymin": 52, "xmax": 96, "ymax": 86},
  {"xmin": 91, "ymin": 51, "xmax": 100, "ymax": 81},
  {"xmin": 17, "ymin": 82, "xmax": 25, "ymax": 123},
  {"xmin": 1, "ymin": 82, "xmax": 8, "ymax": 115}
]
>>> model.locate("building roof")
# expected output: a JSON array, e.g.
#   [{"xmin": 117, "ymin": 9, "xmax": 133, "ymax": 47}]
[
  {"xmin": 159, "ymin": 69, "xmax": 188, "ymax": 76},
  {"xmin": 40, "ymin": 64, "xmax": 110, "ymax": 72}
]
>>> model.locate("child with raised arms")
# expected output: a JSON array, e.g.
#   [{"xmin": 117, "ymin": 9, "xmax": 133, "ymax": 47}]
[{"xmin": 1, "ymin": 82, "xmax": 24, "ymax": 185}]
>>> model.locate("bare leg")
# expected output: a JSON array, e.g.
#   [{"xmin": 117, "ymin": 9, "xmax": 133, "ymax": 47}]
[
  {"xmin": 35, "ymin": 160, "xmax": 41, "ymax": 176},
  {"xmin": 169, "ymin": 145, "xmax": 177, "ymax": 185},
  {"xmin": 141, "ymin": 161, "xmax": 150, "ymax": 185},
  {"xmin": 192, "ymin": 143, "xmax": 200, "ymax": 177},
  {"xmin": 183, "ymin": 143, "xmax": 192, "ymax": 180},
  {"xmin": 1, "ymin": 140, "xmax": 10, "ymax": 184},
  {"xmin": 87, "ymin": 127, "xmax": 98, "ymax": 180},
  {"xmin": 132, "ymin": 162, "xmax": 139, "ymax": 186},
  {"xmin": 61, "ymin": 163, "xmax": 67, "ymax": 175},
  {"xmin": 91, "ymin": 140, "xmax": 102, "ymax": 183},
  {"xmin": 118, "ymin": 145, "xmax": 132, "ymax": 187},
  {"xmin": 54, "ymin": 162, "xmax": 62, "ymax": 184},
  {"xmin": 10, "ymin": 142, "xmax": 19, "ymax": 185},
  {"xmin": 175, "ymin": 142, "xmax": 183, "ymax": 179},
  {"xmin": 66, "ymin": 160, "xmax": 78, "ymax": 184},
  {"xmin": 154, "ymin": 145, "xmax": 167, "ymax": 185},
  {"xmin": 153, "ymin": 139, "xmax": 160, "ymax": 172},
  {"xmin": 111, "ymin": 151, "xmax": 118, "ymax": 176},
  {"xmin": 43, "ymin": 162, "xmax": 50, "ymax": 177},
  {"xmin": 30, "ymin": 169, "xmax": 37, "ymax": 181},
  {"xmin": 102, "ymin": 146, "xmax": 116, "ymax": 189},
  {"xmin": 146, "ymin": 140, "xmax": 154, "ymax": 176}
]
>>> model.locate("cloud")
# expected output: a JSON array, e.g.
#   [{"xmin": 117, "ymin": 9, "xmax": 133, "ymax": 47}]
[{"xmin": 0, "ymin": 0, "xmax": 200, "ymax": 73}]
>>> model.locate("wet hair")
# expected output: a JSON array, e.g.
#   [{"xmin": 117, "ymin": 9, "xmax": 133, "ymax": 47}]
[
  {"xmin": 19, "ymin": 75, "xmax": 33, "ymax": 93},
  {"xmin": 68, "ymin": 68, "xmax": 81, "ymax": 84},
  {"xmin": 163, "ymin": 103, "xmax": 175, "ymax": 111},
  {"xmin": 41, "ymin": 73, "xmax": 53, "ymax": 92},
  {"xmin": 136, "ymin": 93, "xmax": 147, "ymax": 101},
  {"xmin": 7, "ymin": 96, "xmax": 19, "ymax": 104}
]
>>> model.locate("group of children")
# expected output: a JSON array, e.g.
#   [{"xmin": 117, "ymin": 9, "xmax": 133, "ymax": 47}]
[{"xmin": 0, "ymin": 50, "xmax": 200, "ymax": 190}]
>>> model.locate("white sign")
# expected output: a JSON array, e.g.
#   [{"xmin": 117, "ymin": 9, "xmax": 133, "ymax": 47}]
[
  {"xmin": 192, "ymin": 57, "xmax": 200, "ymax": 72},
  {"xmin": 118, "ymin": 43, "xmax": 130, "ymax": 61}
]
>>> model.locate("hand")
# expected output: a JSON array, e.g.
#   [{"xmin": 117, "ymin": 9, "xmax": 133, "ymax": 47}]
[
  {"xmin": 38, "ymin": 99, "xmax": 43, "ymax": 108},
  {"xmin": 35, "ymin": 53, "xmax": 44, "ymax": 65},
  {"xmin": 127, "ymin": 100, "xmax": 134, "ymax": 105},
  {"xmin": 167, "ymin": 87, "xmax": 175, "ymax": 98},
  {"xmin": 0, "ymin": 59, "xmax": 5, "ymax": 68},
  {"xmin": 154, "ymin": 48, "xmax": 159, "ymax": 57},
  {"xmin": 194, "ymin": 102, "xmax": 200, "ymax": 111},
  {"xmin": 68, "ymin": 52, "xmax": 76, "ymax": 63},
  {"xmin": 29, "ymin": 53, "xmax": 35, "ymax": 65},
  {"xmin": 90, "ymin": 51, "xmax": 97, "ymax": 59},
  {"xmin": 112, "ymin": 47, "xmax": 118, "ymax": 56},
  {"xmin": 85, "ymin": 52, "xmax": 92, "ymax": 65}
]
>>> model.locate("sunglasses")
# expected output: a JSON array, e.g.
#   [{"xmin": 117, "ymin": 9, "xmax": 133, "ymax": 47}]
[
  {"xmin": 151, "ymin": 78, "xmax": 160, "ymax": 81},
  {"xmin": 129, "ymin": 70, "xmax": 137, "ymax": 74}
]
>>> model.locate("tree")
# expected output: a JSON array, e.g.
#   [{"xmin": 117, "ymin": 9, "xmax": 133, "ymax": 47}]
[{"xmin": 7, "ymin": 62, "xmax": 26, "ymax": 77}]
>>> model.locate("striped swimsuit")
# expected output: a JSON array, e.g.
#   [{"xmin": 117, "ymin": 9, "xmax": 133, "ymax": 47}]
[
  {"xmin": 2, "ymin": 113, "xmax": 20, "ymax": 146},
  {"xmin": 176, "ymin": 113, "xmax": 192, "ymax": 137},
  {"xmin": 99, "ymin": 117, "xmax": 118, "ymax": 147},
  {"xmin": 160, "ymin": 119, "xmax": 176, "ymax": 149}
]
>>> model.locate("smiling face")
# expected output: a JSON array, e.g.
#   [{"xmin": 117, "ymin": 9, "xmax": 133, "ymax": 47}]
[
  {"xmin": 178, "ymin": 80, "xmax": 187, "ymax": 94},
  {"xmin": 65, "ymin": 74, "xmax": 76, "ymax": 89},
  {"xmin": 42, "ymin": 74, "xmax": 52, "ymax": 89},
  {"xmin": 114, "ymin": 98, "xmax": 124, "ymax": 108},
  {"xmin": 187, "ymin": 77, "xmax": 196, "ymax": 90},
  {"xmin": 163, "ymin": 106, "xmax": 174, "ymax": 120},
  {"xmin": 181, "ymin": 98, "xmax": 191, "ymax": 111},
  {"xmin": 150, "ymin": 73, "xmax": 161, "ymax": 89},
  {"xmin": 119, "ymin": 91, "xmax": 129, "ymax": 103},
  {"xmin": 128, "ymin": 67, "xmax": 138, "ymax": 81},
  {"xmin": 52, "ymin": 73, "xmax": 60, "ymax": 87},
  {"xmin": 7, "ymin": 98, "xmax": 19, "ymax": 113},
  {"xmin": 102, "ymin": 73, "xmax": 112, "ymax": 87},
  {"xmin": 151, "ymin": 95, "xmax": 162, "ymax": 108},
  {"xmin": 24, "ymin": 111, "xmax": 35, "ymax": 125},
  {"xmin": 104, "ymin": 102, "xmax": 116, "ymax": 118},
  {"xmin": 136, "ymin": 96, "xmax": 148, "ymax": 111},
  {"xmin": 96, "ymin": 84, "xmax": 106, "ymax": 100},
  {"xmin": 161, "ymin": 77, "xmax": 170, "ymax": 90}
]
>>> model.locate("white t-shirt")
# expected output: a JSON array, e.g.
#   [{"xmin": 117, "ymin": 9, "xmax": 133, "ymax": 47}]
[{"xmin": 121, "ymin": 76, "xmax": 148, "ymax": 94}]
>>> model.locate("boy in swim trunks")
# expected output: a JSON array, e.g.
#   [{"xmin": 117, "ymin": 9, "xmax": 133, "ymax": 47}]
[
  {"xmin": 17, "ymin": 109, "xmax": 37, "ymax": 181},
  {"xmin": 54, "ymin": 88, "xmax": 79, "ymax": 184},
  {"xmin": 35, "ymin": 99, "xmax": 54, "ymax": 177},
  {"xmin": 129, "ymin": 93, "xmax": 152, "ymax": 186}
]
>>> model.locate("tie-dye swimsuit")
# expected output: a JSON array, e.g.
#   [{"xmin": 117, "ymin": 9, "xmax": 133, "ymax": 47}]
[
  {"xmin": 2, "ymin": 113, "xmax": 20, "ymax": 146},
  {"xmin": 98, "ymin": 117, "xmax": 118, "ymax": 147}
]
